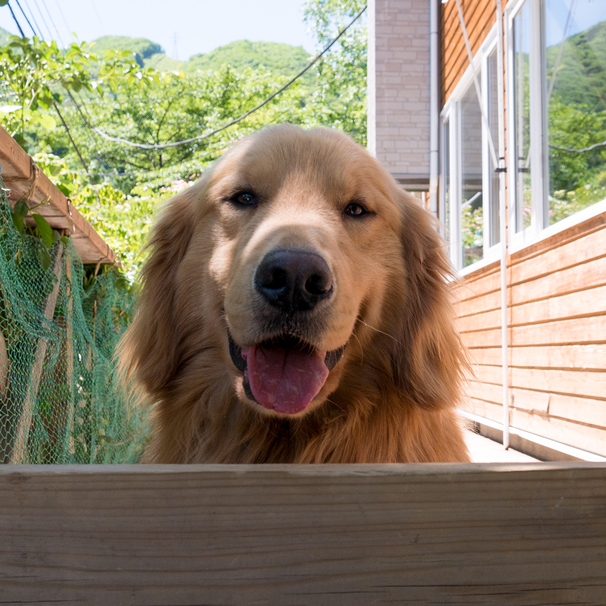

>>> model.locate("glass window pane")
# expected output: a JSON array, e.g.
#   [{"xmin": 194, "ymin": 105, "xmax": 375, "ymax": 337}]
[
  {"xmin": 460, "ymin": 85, "xmax": 483, "ymax": 267},
  {"xmin": 513, "ymin": 1, "xmax": 532, "ymax": 233},
  {"xmin": 545, "ymin": 0, "xmax": 606, "ymax": 225},
  {"xmin": 487, "ymin": 48, "xmax": 500, "ymax": 246},
  {"xmin": 443, "ymin": 119, "xmax": 451, "ymax": 244}
]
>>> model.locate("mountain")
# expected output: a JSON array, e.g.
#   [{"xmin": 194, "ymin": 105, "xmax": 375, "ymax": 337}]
[{"xmin": 88, "ymin": 35, "xmax": 312, "ymax": 81}]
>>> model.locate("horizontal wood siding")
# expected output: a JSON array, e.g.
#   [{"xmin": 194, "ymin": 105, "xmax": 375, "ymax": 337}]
[
  {"xmin": 441, "ymin": 0, "xmax": 498, "ymax": 102},
  {"xmin": 455, "ymin": 213, "xmax": 606, "ymax": 457}
]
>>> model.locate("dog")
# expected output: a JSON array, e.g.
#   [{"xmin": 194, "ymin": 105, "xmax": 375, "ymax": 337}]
[{"xmin": 119, "ymin": 124, "xmax": 470, "ymax": 463}]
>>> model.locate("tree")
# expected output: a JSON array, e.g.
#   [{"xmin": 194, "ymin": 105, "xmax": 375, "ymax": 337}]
[{"xmin": 304, "ymin": 0, "xmax": 367, "ymax": 145}]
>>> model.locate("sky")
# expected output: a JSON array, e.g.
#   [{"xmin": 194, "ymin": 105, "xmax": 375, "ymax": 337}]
[{"xmin": 0, "ymin": 0, "xmax": 318, "ymax": 59}]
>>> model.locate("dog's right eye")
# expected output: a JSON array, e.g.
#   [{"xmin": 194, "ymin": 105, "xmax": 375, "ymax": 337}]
[{"xmin": 230, "ymin": 192, "xmax": 258, "ymax": 207}]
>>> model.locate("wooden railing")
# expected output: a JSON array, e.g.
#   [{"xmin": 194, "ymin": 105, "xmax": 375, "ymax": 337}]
[
  {"xmin": 1, "ymin": 463, "xmax": 605, "ymax": 604},
  {"xmin": 0, "ymin": 126, "xmax": 115, "ymax": 265}
]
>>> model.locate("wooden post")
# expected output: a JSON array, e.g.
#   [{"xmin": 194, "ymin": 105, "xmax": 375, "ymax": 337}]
[
  {"xmin": 0, "ymin": 327, "xmax": 8, "ymax": 399},
  {"xmin": 9, "ymin": 247, "xmax": 64, "ymax": 464},
  {"xmin": 62, "ymin": 257, "xmax": 75, "ymax": 459}
]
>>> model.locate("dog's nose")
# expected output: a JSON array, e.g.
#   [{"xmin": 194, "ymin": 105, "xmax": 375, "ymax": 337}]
[{"xmin": 255, "ymin": 248, "xmax": 333, "ymax": 312}]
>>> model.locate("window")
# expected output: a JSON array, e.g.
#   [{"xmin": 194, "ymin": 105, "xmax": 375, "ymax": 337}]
[
  {"xmin": 441, "ymin": 40, "xmax": 501, "ymax": 272},
  {"xmin": 509, "ymin": 0, "xmax": 606, "ymax": 243}
]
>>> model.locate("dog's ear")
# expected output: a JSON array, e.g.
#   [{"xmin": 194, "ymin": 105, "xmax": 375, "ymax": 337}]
[
  {"xmin": 387, "ymin": 188, "xmax": 468, "ymax": 410},
  {"xmin": 118, "ymin": 185, "xmax": 199, "ymax": 396}
]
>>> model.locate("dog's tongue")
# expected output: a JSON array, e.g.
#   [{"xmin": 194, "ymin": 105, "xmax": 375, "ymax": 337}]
[{"xmin": 242, "ymin": 344, "xmax": 329, "ymax": 414}]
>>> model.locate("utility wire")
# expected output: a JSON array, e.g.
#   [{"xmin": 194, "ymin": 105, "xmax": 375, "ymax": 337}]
[
  {"xmin": 550, "ymin": 139, "xmax": 606, "ymax": 153},
  {"xmin": 8, "ymin": 5, "xmax": 93, "ymax": 181},
  {"xmin": 87, "ymin": 5, "xmax": 367, "ymax": 150},
  {"xmin": 7, "ymin": 2, "xmax": 25, "ymax": 37},
  {"xmin": 14, "ymin": 0, "xmax": 36, "ymax": 36}
]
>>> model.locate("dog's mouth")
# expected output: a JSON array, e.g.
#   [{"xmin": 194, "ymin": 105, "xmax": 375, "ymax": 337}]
[{"xmin": 228, "ymin": 332, "xmax": 346, "ymax": 415}]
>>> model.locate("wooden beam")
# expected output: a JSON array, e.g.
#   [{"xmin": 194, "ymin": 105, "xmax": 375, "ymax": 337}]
[
  {"xmin": 0, "ymin": 126, "xmax": 115, "ymax": 265},
  {"xmin": 1, "ymin": 464, "xmax": 606, "ymax": 604},
  {"xmin": 9, "ymin": 249, "xmax": 64, "ymax": 464}
]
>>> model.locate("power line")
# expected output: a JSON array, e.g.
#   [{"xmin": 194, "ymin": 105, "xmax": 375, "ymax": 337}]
[
  {"xmin": 6, "ymin": 2, "xmax": 25, "ymax": 37},
  {"xmin": 550, "ymin": 139, "xmax": 606, "ymax": 153},
  {"xmin": 87, "ymin": 5, "xmax": 368, "ymax": 150},
  {"xmin": 7, "ymin": 5, "xmax": 93, "ymax": 181},
  {"xmin": 13, "ymin": 0, "xmax": 36, "ymax": 36}
]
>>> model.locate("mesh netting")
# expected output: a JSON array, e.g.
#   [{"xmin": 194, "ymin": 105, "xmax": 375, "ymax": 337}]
[{"xmin": 0, "ymin": 174, "xmax": 148, "ymax": 464}]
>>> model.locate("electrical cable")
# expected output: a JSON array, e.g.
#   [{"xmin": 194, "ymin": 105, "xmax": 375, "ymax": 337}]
[
  {"xmin": 7, "ymin": 5, "xmax": 94, "ymax": 181},
  {"xmin": 86, "ymin": 5, "xmax": 367, "ymax": 150},
  {"xmin": 13, "ymin": 0, "xmax": 36, "ymax": 36},
  {"xmin": 6, "ymin": 1, "xmax": 25, "ymax": 37}
]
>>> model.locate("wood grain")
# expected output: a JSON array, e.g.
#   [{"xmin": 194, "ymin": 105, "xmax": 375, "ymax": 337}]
[
  {"xmin": 0, "ymin": 126, "xmax": 115, "ymax": 264},
  {"xmin": 1, "ymin": 464, "xmax": 606, "ymax": 605}
]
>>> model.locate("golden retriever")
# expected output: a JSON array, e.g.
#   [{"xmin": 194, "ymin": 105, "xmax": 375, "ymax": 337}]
[{"xmin": 120, "ymin": 124, "xmax": 470, "ymax": 463}]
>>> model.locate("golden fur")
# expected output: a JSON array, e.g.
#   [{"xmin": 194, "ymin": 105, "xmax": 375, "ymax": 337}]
[{"xmin": 119, "ymin": 124, "xmax": 470, "ymax": 463}]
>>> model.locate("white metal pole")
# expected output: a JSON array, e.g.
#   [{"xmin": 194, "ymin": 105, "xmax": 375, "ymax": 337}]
[
  {"xmin": 496, "ymin": 0, "xmax": 510, "ymax": 449},
  {"xmin": 429, "ymin": 0, "xmax": 439, "ymax": 219}
]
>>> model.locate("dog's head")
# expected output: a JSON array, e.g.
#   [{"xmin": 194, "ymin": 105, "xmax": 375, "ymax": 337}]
[{"xmin": 122, "ymin": 125, "xmax": 464, "ymax": 419}]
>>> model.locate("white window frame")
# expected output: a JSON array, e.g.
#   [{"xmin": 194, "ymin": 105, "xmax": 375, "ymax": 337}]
[
  {"xmin": 440, "ymin": 30, "xmax": 502, "ymax": 275},
  {"xmin": 506, "ymin": 0, "xmax": 606, "ymax": 254}
]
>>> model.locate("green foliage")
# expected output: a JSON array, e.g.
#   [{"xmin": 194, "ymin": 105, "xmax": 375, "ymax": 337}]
[
  {"xmin": 546, "ymin": 21, "xmax": 606, "ymax": 112},
  {"xmin": 304, "ymin": 0, "xmax": 367, "ymax": 145},
  {"xmin": 546, "ymin": 20, "xmax": 606, "ymax": 224},
  {"xmin": 0, "ymin": 36, "xmax": 92, "ymax": 149},
  {"xmin": 33, "ymin": 153, "xmax": 161, "ymax": 279},
  {"xmin": 461, "ymin": 201, "xmax": 483, "ymax": 267}
]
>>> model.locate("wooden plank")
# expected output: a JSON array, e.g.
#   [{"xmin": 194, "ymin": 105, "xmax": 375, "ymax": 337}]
[
  {"xmin": 10, "ymin": 249, "xmax": 63, "ymax": 464},
  {"xmin": 470, "ymin": 364, "xmax": 606, "ymax": 402},
  {"xmin": 459, "ymin": 284, "xmax": 606, "ymax": 333},
  {"xmin": 511, "ymin": 409, "xmax": 606, "ymax": 457},
  {"xmin": 457, "ymin": 307, "xmax": 502, "ymax": 333},
  {"xmin": 468, "ymin": 345, "xmax": 606, "ymax": 370},
  {"xmin": 1, "ymin": 464, "xmax": 606, "ymax": 605},
  {"xmin": 513, "ymin": 255, "xmax": 606, "ymax": 304},
  {"xmin": 462, "ymin": 315, "xmax": 606, "ymax": 348},
  {"xmin": 511, "ymin": 285, "xmax": 606, "ymax": 326},
  {"xmin": 455, "ymin": 288, "xmax": 501, "ymax": 318},
  {"xmin": 0, "ymin": 126, "xmax": 115, "ymax": 264},
  {"xmin": 511, "ymin": 225, "xmax": 606, "ymax": 284},
  {"xmin": 509, "ymin": 315, "xmax": 606, "ymax": 346}
]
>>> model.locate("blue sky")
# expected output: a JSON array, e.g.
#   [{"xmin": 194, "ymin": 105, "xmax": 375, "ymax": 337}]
[{"xmin": 0, "ymin": 0, "xmax": 317, "ymax": 58}]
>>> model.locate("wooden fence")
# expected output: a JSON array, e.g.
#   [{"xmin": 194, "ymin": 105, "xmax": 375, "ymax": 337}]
[{"xmin": 1, "ymin": 463, "xmax": 606, "ymax": 604}]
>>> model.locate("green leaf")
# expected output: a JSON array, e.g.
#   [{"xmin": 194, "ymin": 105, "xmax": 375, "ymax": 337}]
[
  {"xmin": 39, "ymin": 246, "xmax": 51, "ymax": 270},
  {"xmin": 12, "ymin": 133, "xmax": 28, "ymax": 152},
  {"xmin": 11, "ymin": 199, "xmax": 29, "ymax": 234},
  {"xmin": 57, "ymin": 183, "xmax": 72, "ymax": 196},
  {"xmin": 0, "ymin": 0, "xmax": 9, "ymax": 7},
  {"xmin": 48, "ymin": 164, "xmax": 62, "ymax": 176},
  {"xmin": 32, "ymin": 213, "xmax": 54, "ymax": 249},
  {"xmin": 37, "ymin": 113, "xmax": 56, "ymax": 130}
]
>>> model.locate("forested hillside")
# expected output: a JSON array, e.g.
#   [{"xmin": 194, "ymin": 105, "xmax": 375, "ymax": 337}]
[{"xmin": 89, "ymin": 36, "xmax": 312, "ymax": 80}]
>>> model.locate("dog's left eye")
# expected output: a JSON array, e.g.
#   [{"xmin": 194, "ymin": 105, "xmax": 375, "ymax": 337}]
[
  {"xmin": 344, "ymin": 202, "xmax": 369, "ymax": 217},
  {"xmin": 231, "ymin": 192, "xmax": 258, "ymax": 207}
]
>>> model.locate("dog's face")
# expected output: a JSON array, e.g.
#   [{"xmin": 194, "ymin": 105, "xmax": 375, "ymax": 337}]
[
  {"xmin": 179, "ymin": 126, "xmax": 404, "ymax": 416},
  {"xmin": 124, "ymin": 125, "xmax": 462, "ymax": 425}
]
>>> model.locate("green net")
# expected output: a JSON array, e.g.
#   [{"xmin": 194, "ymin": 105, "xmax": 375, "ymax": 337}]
[{"xmin": 0, "ymin": 173, "xmax": 148, "ymax": 464}]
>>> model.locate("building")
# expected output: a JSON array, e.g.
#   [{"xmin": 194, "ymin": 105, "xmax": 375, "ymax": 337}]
[{"xmin": 368, "ymin": 0, "xmax": 606, "ymax": 460}]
